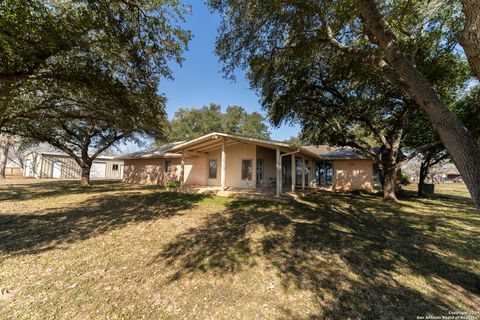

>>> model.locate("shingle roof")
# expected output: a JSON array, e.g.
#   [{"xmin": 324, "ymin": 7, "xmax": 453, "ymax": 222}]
[
  {"xmin": 303, "ymin": 145, "xmax": 370, "ymax": 159},
  {"xmin": 116, "ymin": 141, "xmax": 184, "ymax": 160}
]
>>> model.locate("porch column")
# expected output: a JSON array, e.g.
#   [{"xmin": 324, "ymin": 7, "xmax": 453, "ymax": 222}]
[
  {"xmin": 301, "ymin": 157, "xmax": 305, "ymax": 190},
  {"xmin": 180, "ymin": 151, "xmax": 185, "ymax": 188},
  {"xmin": 310, "ymin": 160, "xmax": 315, "ymax": 187},
  {"xmin": 276, "ymin": 147, "xmax": 281, "ymax": 197},
  {"xmin": 291, "ymin": 153, "xmax": 296, "ymax": 192},
  {"xmin": 221, "ymin": 137, "xmax": 226, "ymax": 190}
]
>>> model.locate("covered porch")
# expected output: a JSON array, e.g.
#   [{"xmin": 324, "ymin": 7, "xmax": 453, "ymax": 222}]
[{"xmin": 168, "ymin": 132, "xmax": 319, "ymax": 197}]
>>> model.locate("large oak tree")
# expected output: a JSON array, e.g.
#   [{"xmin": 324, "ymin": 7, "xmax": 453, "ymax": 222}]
[
  {"xmin": 208, "ymin": 0, "xmax": 480, "ymax": 210},
  {"xmin": 1, "ymin": 0, "xmax": 191, "ymax": 185}
]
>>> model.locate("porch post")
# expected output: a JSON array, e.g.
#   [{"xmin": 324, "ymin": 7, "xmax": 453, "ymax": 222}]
[
  {"xmin": 180, "ymin": 151, "xmax": 185, "ymax": 188},
  {"xmin": 221, "ymin": 137, "xmax": 226, "ymax": 190},
  {"xmin": 276, "ymin": 147, "xmax": 281, "ymax": 197},
  {"xmin": 291, "ymin": 153, "xmax": 296, "ymax": 192},
  {"xmin": 301, "ymin": 157, "xmax": 305, "ymax": 190}
]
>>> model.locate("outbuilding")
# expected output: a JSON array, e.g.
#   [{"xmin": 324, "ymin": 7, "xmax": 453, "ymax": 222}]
[{"xmin": 23, "ymin": 151, "xmax": 124, "ymax": 180}]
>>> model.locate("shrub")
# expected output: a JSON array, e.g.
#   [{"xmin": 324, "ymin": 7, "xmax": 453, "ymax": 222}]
[
  {"xmin": 399, "ymin": 171, "xmax": 412, "ymax": 186},
  {"xmin": 164, "ymin": 180, "xmax": 180, "ymax": 190}
]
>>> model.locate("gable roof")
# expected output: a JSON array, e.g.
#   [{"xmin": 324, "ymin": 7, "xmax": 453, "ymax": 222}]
[
  {"xmin": 167, "ymin": 132, "xmax": 321, "ymax": 158},
  {"xmin": 118, "ymin": 132, "xmax": 376, "ymax": 161}
]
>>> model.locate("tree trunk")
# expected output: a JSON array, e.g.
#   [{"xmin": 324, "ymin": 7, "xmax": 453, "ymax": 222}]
[
  {"xmin": 80, "ymin": 165, "xmax": 91, "ymax": 186},
  {"xmin": 418, "ymin": 161, "xmax": 429, "ymax": 197},
  {"xmin": 355, "ymin": 0, "xmax": 480, "ymax": 212},
  {"xmin": 460, "ymin": 0, "xmax": 480, "ymax": 80},
  {"xmin": 0, "ymin": 144, "xmax": 8, "ymax": 179},
  {"xmin": 382, "ymin": 165, "xmax": 399, "ymax": 202}
]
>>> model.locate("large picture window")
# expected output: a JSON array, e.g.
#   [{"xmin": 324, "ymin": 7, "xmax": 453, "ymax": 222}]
[
  {"xmin": 316, "ymin": 161, "xmax": 333, "ymax": 186},
  {"xmin": 242, "ymin": 159, "xmax": 252, "ymax": 180},
  {"xmin": 209, "ymin": 160, "xmax": 217, "ymax": 179}
]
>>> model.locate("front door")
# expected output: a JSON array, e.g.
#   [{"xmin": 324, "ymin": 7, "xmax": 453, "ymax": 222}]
[{"xmin": 256, "ymin": 159, "xmax": 264, "ymax": 187}]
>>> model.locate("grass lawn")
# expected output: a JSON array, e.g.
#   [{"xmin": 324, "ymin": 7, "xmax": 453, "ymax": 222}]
[{"xmin": 0, "ymin": 180, "xmax": 479, "ymax": 319}]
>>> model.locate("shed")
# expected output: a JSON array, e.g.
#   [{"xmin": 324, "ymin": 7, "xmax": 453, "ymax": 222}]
[{"xmin": 23, "ymin": 151, "xmax": 124, "ymax": 180}]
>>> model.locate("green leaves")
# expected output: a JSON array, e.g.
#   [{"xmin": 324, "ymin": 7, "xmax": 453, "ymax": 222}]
[{"xmin": 161, "ymin": 104, "xmax": 270, "ymax": 143}]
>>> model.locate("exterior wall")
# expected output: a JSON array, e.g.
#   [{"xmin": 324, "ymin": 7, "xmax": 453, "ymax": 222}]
[
  {"xmin": 333, "ymin": 159, "xmax": 375, "ymax": 192},
  {"xmin": 206, "ymin": 142, "xmax": 257, "ymax": 188},
  {"xmin": 123, "ymin": 158, "xmax": 177, "ymax": 184},
  {"xmin": 123, "ymin": 156, "xmax": 207, "ymax": 185},
  {"xmin": 180, "ymin": 156, "xmax": 208, "ymax": 185},
  {"xmin": 24, "ymin": 153, "xmax": 124, "ymax": 179},
  {"xmin": 5, "ymin": 167, "xmax": 22, "ymax": 177},
  {"xmin": 226, "ymin": 142, "xmax": 256, "ymax": 188}
]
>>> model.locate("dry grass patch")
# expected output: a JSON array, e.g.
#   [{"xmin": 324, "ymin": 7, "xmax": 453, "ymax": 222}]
[{"xmin": 0, "ymin": 180, "xmax": 479, "ymax": 319}]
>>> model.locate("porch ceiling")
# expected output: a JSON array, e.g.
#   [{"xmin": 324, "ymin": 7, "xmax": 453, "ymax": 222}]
[{"xmin": 169, "ymin": 132, "xmax": 320, "ymax": 158}]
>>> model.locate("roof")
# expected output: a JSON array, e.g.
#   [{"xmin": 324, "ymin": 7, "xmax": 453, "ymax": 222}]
[
  {"xmin": 167, "ymin": 132, "xmax": 320, "ymax": 158},
  {"xmin": 445, "ymin": 168, "xmax": 461, "ymax": 175},
  {"xmin": 303, "ymin": 145, "xmax": 370, "ymax": 160},
  {"xmin": 119, "ymin": 132, "xmax": 377, "ymax": 161},
  {"xmin": 116, "ymin": 142, "xmax": 184, "ymax": 160},
  {"xmin": 30, "ymin": 151, "xmax": 118, "ymax": 160}
]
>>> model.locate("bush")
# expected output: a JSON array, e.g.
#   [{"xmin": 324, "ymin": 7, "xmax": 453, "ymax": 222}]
[
  {"xmin": 164, "ymin": 180, "xmax": 180, "ymax": 190},
  {"xmin": 399, "ymin": 171, "xmax": 412, "ymax": 186}
]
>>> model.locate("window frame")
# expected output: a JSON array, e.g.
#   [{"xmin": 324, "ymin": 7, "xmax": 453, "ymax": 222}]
[
  {"xmin": 112, "ymin": 164, "xmax": 119, "ymax": 171},
  {"xmin": 165, "ymin": 160, "xmax": 172, "ymax": 172},
  {"xmin": 208, "ymin": 159, "xmax": 217, "ymax": 179},
  {"xmin": 316, "ymin": 160, "xmax": 334, "ymax": 186},
  {"xmin": 372, "ymin": 163, "xmax": 382, "ymax": 188},
  {"xmin": 241, "ymin": 159, "xmax": 253, "ymax": 181}
]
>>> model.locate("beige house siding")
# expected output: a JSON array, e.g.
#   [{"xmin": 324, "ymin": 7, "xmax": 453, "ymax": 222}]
[
  {"xmin": 333, "ymin": 159, "xmax": 375, "ymax": 192},
  {"xmin": 174, "ymin": 156, "xmax": 208, "ymax": 185},
  {"xmin": 222, "ymin": 143, "xmax": 256, "ymax": 188},
  {"xmin": 123, "ymin": 156, "xmax": 208, "ymax": 185},
  {"xmin": 204, "ymin": 143, "xmax": 257, "ymax": 188},
  {"xmin": 121, "ymin": 140, "xmax": 377, "ymax": 193},
  {"xmin": 124, "ymin": 158, "xmax": 176, "ymax": 184}
]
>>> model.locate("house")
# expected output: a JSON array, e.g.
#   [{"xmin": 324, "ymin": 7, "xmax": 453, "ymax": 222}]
[
  {"xmin": 118, "ymin": 132, "xmax": 381, "ymax": 196},
  {"xmin": 444, "ymin": 168, "xmax": 462, "ymax": 182},
  {"xmin": 23, "ymin": 151, "xmax": 124, "ymax": 180}
]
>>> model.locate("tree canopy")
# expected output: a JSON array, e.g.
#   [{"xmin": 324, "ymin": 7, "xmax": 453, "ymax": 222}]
[
  {"xmin": 207, "ymin": 0, "xmax": 480, "ymax": 210},
  {"xmin": 162, "ymin": 104, "xmax": 270, "ymax": 143},
  {"xmin": 1, "ymin": 0, "xmax": 191, "ymax": 185}
]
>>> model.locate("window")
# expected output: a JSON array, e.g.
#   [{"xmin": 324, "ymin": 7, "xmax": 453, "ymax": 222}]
[
  {"xmin": 295, "ymin": 159, "xmax": 310, "ymax": 186},
  {"xmin": 316, "ymin": 161, "xmax": 333, "ymax": 186},
  {"xmin": 112, "ymin": 164, "xmax": 119, "ymax": 171},
  {"xmin": 242, "ymin": 159, "xmax": 252, "ymax": 180},
  {"xmin": 209, "ymin": 160, "xmax": 217, "ymax": 179},
  {"xmin": 165, "ymin": 160, "xmax": 172, "ymax": 172},
  {"xmin": 373, "ymin": 164, "xmax": 382, "ymax": 187}
]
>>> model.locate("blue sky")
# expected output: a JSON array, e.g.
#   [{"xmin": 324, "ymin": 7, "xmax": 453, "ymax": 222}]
[{"xmin": 159, "ymin": 1, "xmax": 300, "ymax": 141}]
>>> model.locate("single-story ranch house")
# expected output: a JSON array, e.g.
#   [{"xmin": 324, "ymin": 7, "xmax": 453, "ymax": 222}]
[
  {"xmin": 119, "ymin": 132, "xmax": 381, "ymax": 196},
  {"xmin": 24, "ymin": 151, "xmax": 124, "ymax": 180}
]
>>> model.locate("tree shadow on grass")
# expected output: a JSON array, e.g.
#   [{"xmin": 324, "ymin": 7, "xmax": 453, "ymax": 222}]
[
  {"xmin": 0, "ymin": 191, "xmax": 209, "ymax": 258},
  {"xmin": 0, "ymin": 180, "xmax": 163, "ymax": 202},
  {"xmin": 155, "ymin": 192, "xmax": 480, "ymax": 318}
]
